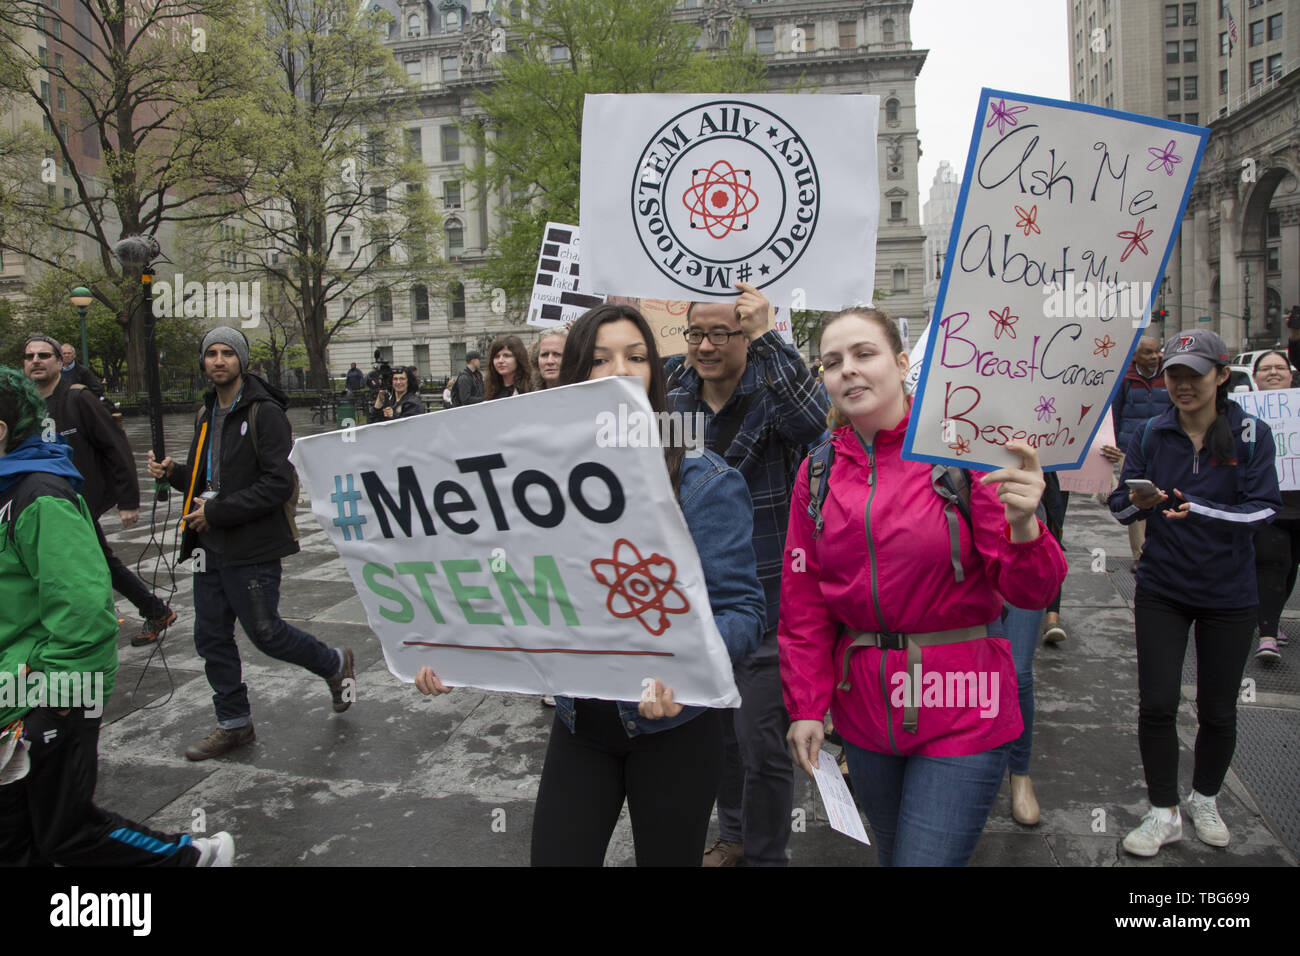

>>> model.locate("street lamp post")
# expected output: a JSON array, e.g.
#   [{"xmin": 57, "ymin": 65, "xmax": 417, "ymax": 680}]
[
  {"xmin": 1243, "ymin": 262, "xmax": 1252, "ymax": 348},
  {"xmin": 69, "ymin": 286, "xmax": 93, "ymax": 367}
]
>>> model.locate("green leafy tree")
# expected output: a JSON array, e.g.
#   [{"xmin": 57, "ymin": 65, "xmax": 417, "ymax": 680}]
[
  {"xmin": 0, "ymin": 0, "xmax": 263, "ymax": 390},
  {"xmin": 464, "ymin": 0, "xmax": 766, "ymax": 315},
  {"xmin": 191, "ymin": 0, "xmax": 443, "ymax": 389}
]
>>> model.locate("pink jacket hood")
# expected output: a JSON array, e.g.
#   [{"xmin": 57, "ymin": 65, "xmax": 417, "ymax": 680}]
[{"xmin": 778, "ymin": 408, "xmax": 1067, "ymax": 756}]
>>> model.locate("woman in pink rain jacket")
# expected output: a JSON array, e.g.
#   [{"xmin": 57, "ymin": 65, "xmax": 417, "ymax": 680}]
[{"xmin": 781, "ymin": 308, "xmax": 1066, "ymax": 866}]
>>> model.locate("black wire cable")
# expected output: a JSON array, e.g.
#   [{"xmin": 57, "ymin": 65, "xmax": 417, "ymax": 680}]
[{"xmin": 125, "ymin": 465, "xmax": 181, "ymax": 712}]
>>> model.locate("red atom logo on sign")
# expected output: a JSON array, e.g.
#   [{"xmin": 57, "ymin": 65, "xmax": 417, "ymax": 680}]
[
  {"xmin": 591, "ymin": 538, "xmax": 691, "ymax": 636},
  {"xmin": 682, "ymin": 160, "xmax": 759, "ymax": 238}
]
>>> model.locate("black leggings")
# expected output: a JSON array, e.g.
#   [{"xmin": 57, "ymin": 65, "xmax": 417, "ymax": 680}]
[
  {"xmin": 530, "ymin": 700, "xmax": 723, "ymax": 866},
  {"xmin": 1255, "ymin": 520, "xmax": 1300, "ymax": 636},
  {"xmin": 1133, "ymin": 588, "xmax": 1255, "ymax": 807}
]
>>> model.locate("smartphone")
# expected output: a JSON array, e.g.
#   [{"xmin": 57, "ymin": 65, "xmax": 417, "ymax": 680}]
[{"xmin": 1124, "ymin": 479, "xmax": 1159, "ymax": 494}]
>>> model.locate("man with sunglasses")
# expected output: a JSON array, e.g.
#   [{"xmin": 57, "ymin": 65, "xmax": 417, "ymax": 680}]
[
  {"xmin": 668, "ymin": 282, "xmax": 830, "ymax": 867},
  {"xmin": 23, "ymin": 335, "xmax": 175, "ymax": 648}
]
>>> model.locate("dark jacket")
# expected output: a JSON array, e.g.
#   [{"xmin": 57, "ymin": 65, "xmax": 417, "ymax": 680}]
[
  {"xmin": 60, "ymin": 362, "xmax": 104, "ymax": 398},
  {"xmin": 452, "ymin": 366, "xmax": 483, "ymax": 406},
  {"xmin": 345, "ymin": 367, "xmax": 365, "ymax": 393},
  {"xmin": 1110, "ymin": 361, "xmax": 1172, "ymax": 455},
  {"xmin": 384, "ymin": 390, "xmax": 424, "ymax": 419},
  {"xmin": 44, "ymin": 378, "xmax": 139, "ymax": 518},
  {"xmin": 167, "ymin": 374, "xmax": 300, "ymax": 568},
  {"xmin": 1108, "ymin": 402, "xmax": 1282, "ymax": 607}
]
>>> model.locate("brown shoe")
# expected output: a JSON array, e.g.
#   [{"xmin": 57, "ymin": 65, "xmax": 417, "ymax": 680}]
[
  {"xmin": 131, "ymin": 608, "xmax": 177, "ymax": 647},
  {"xmin": 1010, "ymin": 773, "xmax": 1040, "ymax": 826},
  {"xmin": 328, "ymin": 648, "xmax": 355, "ymax": 713},
  {"xmin": 185, "ymin": 724, "xmax": 255, "ymax": 762},
  {"xmin": 701, "ymin": 837, "xmax": 744, "ymax": 867}
]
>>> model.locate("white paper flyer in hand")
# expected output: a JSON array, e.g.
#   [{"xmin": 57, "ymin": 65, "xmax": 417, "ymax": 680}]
[{"xmin": 812, "ymin": 750, "xmax": 871, "ymax": 845}]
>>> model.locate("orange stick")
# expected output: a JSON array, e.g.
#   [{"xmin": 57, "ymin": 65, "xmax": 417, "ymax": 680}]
[{"xmin": 180, "ymin": 419, "xmax": 208, "ymax": 529}]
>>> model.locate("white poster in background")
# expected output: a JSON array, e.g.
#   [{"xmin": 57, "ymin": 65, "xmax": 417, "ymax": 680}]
[
  {"xmin": 904, "ymin": 89, "xmax": 1208, "ymax": 473},
  {"xmin": 289, "ymin": 377, "xmax": 740, "ymax": 707},
  {"xmin": 1232, "ymin": 388, "xmax": 1300, "ymax": 491},
  {"xmin": 526, "ymin": 222, "xmax": 605, "ymax": 327},
  {"xmin": 580, "ymin": 94, "xmax": 878, "ymax": 313}
]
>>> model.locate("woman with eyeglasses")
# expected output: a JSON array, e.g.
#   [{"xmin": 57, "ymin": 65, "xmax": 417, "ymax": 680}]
[
  {"xmin": 1250, "ymin": 349, "xmax": 1297, "ymax": 663},
  {"xmin": 414, "ymin": 305, "xmax": 765, "ymax": 866}
]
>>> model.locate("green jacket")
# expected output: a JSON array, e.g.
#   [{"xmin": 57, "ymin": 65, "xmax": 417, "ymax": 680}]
[{"xmin": 0, "ymin": 442, "xmax": 118, "ymax": 727}]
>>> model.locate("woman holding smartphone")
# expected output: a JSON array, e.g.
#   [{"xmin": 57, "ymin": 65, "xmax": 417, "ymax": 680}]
[
  {"xmin": 416, "ymin": 305, "xmax": 765, "ymax": 866},
  {"xmin": 1108, "ymin": 329, "xmax": 1280, "ymax": 857}
]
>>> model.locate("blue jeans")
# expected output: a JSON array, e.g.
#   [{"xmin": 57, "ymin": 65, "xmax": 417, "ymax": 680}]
[
  {"xmin": 842, "ymin": 741, "xmax": 1010, "ymax": 866},
  {"xmin": 1002, "ymin": 604, "xmax": 1044, "ymax": 775},
  {"xmin": 193, "ymin": 561, "xmax": 341, "ymax": 728}
]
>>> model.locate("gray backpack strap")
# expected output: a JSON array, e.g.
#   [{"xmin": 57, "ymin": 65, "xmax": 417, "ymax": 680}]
[{"xmin": 931, "ymin": 464, "xmax": 967, "ymax": 583}]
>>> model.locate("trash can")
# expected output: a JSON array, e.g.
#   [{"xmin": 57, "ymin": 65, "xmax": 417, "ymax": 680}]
[{"xmin": 337, "ymin": 400, "xmax": 356, "ymax": 426}]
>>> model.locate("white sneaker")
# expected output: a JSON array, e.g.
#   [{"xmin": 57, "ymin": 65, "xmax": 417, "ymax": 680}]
[
  {"xmin": 1122, "ymin": 807, "xmax": 1182, "ymax": 857},
  {"xmin": 1185, "ymin": 791, "xmax": 1230, "ymax": 847},
  {"xmin": 194, "ymin": 831, "xmax": 236, "ymax": 867}
]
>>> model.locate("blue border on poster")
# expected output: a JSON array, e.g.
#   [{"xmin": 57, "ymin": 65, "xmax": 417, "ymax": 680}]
[{"xmin": 902, "ymin": 87, "xmax": 1210, "ymax": 473}]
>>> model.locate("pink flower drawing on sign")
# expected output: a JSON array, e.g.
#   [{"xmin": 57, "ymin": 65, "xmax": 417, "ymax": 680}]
[
  {"xmin": 990, "ymin": 306, "xmax": 1018, "ymax": 340},
  {"xmin": 1146, "ymin": 140, "xmax": 1183, "ymax": 176},
  {"xmin": 1014, "ymin": 204, "xmax": 1041, "ymax": 237},
  {"xmin": 1117, "ymin": 218, "xmax": 1154, "ymax": 263},
  {"xmin": 1034, "ymin": 396, "xmax": 1057, "ymax": 423},
  {"xmin": 987, "ymin": 98, "xmax": 1028, "ymax": 137},
  {"xmin": 1094, "ymin": 334, "xmax": 1118, "ymax": 358},
  {"xmin": 949, "ymin": 437, "xmax": 971, "ymax": 457}
]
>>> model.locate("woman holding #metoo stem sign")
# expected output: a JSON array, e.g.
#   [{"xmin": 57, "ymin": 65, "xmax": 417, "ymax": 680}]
[
  {"xmin": 781, "ymin": 308, "xmax": 1067, "ymax": 867},
  {"xmin": 415, "ymin": 304, "xmax": 766, "ymax": 867}
]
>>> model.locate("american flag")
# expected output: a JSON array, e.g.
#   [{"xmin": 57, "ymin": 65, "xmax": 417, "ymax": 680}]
[{"xmin": 1228, "ymin": 10, "xmax": 1238, "ymax": 53}]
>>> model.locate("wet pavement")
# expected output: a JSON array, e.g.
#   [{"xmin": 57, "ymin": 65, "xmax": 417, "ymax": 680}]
[{"xmin": 86, "ymin": 408, "xmax": 1298, "ymax": 866}]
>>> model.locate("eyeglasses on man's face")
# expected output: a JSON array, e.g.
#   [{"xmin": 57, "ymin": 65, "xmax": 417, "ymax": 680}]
[
  {"xmin": 23, "ymin": 351, "xmax": 56, "ymax": 362},
  {"xmin": 683, "ymin": 328, "xmax": 745, "ymax": 347}
]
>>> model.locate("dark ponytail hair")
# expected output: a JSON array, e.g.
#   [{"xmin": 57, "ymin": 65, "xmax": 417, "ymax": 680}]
[
  {"xmin": 1207, "ymin": 366, "xmax": 1236, "ymax": 465},
  {"xmin": 560, "ymin": 303, "xmax": 685, "ymax": 497}
]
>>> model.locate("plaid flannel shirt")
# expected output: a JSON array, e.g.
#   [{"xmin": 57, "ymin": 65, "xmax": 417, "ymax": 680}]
[{"xmin": 669, "ymin": 330, "xmax": 831, "ymax": 630}]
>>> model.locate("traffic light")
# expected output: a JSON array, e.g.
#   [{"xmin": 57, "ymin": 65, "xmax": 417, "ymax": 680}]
[{"xmin": 1154, "ymin": 308, "xmax": 1168, "ymax": 324}]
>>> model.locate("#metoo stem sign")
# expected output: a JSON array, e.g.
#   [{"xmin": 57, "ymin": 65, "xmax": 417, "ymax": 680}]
[{"xmin": 905, "ymin": 89, "xmax": 1208, "ymax": 472}]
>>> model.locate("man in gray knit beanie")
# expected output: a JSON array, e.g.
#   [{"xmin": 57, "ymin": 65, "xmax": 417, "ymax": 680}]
[{"xmin": 200, "ymin": 326, "xmax": 250, "ymax": 374}]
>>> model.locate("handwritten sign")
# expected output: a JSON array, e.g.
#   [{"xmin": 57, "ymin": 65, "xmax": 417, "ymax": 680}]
[
  {"xmin": 905, "ymin": 89, "xmax": 1208, "ymax": 472},
  {"xmin": 580, "ymin": 94, "xmax": 878, "ymax": 312},
  {"xmin": 527, "ymin": 222, "xmax": 605, "ymax": 327},
  {"xmin": 289, "ymin": 377, "xmax": 741, "ymax": 707},
  {"xmin": 1232, "ymin": 389, "xmax": 1300, "ymax": 490}
]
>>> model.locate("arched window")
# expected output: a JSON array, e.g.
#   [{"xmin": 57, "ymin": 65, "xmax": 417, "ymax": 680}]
[
  {"xmin": 448, "ymin": 281, "xmax": 466, "ymax": 320},
  {"xmin": 882, "ymin": 18, "xmax": 895, "ymax": 44},
  {"xmin": 407, "ymin": 13, "xmax": 421, "ymax": 38},
  {"xmin": 885, "ymin": 98, "xmax": 900, "ymax": 124},
  {"xmin": 411, "ymin": 284, "xmax": 429, "ymax": 322},
  {"xmin": 446, "ymin": 218, "xmax": 464, "ymax": 256}
]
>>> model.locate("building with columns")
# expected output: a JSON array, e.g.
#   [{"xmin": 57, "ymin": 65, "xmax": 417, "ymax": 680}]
[
  {"xmin": 326, "ymin": 0, "xmax": 929, "ymax": 380},
  {"xmin": 1066, "ymin": 0, "xmax": 1299, "ymax": 348}
]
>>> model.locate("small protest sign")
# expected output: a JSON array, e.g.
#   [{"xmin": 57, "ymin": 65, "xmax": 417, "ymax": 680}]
[
  {"xmin": 580, "ymin": 94, "xmax": 878, "ymax": 312},
  {"xmin": 1233, "ymin": 388, "xmax": 1300, "ymax": 491},
  {"xmin": 527, "ymin": 222, "xmax": 604, "ymax": 327},
  {"xmin": 639, "ymin": 298, "xmax": 795, "ymax": 357},
  {"xmin": 1056, "ymin": 415, "xmax": 1117, "ymax": 495},
  {"xmin": 289, "ymin": 377, "xmax": 740, "ymax": 707},
  {"xmin": 904, "ymin": 89, "xmax": 1208, "ymax": 472}
]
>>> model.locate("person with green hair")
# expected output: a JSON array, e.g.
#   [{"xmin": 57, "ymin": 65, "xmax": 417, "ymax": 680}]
[{"xmin": 0, "ymin": 365, "xmax": 233, "ymax": 866}]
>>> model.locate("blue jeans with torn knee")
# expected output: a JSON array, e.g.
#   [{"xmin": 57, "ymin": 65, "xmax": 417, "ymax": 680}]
[{"xmin": 192, "ymin": 561, "xmax": 341, "ymax": 728}]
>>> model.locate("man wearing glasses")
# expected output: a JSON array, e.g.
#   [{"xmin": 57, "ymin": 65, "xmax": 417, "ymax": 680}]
[
  {"xmin": 23, "ymin": 335, "xmax": 176, "ymax": 648},
  {"xmin": 669, "ymin": 282, "xmax": 830, "ymax": 867}
]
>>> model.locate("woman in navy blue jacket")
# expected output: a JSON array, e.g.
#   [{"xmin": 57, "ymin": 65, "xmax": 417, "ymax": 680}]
[
  {"xmin": 416, "ymin": 305, "xmax": 765, "ymax": 867},
  {"xmin": 1108, "ymin": 329, "xmax": 1281, "ymax": 858}
]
